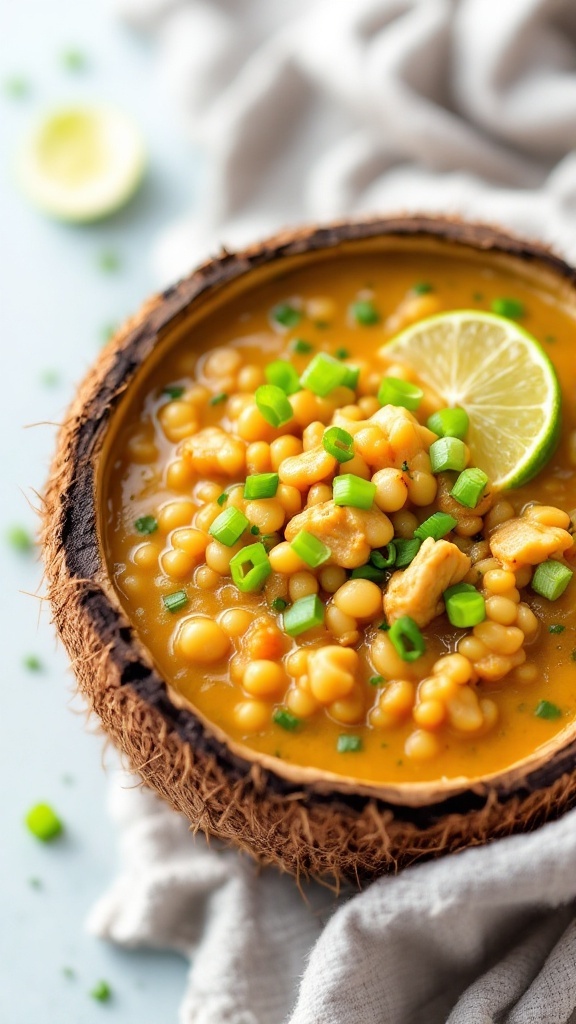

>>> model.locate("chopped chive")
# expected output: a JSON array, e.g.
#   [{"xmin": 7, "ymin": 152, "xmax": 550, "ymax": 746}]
[
  {"xmin": 90, "ymin": 981, "xmax": 112, "ymax": 1003},
  {"xmin": 369, "ymin": 675, "xmax": 385, "ymax": 686},
  {"xmin": 97, "ymin": 249, "xmax": 121, "ymax": 273},
  {"xmin": 271, "ymin": 597, "xmax": 288, "ymax": 612},
  {"xmin": 414, "ymin": 512, "xmax": 458, "ymax": 542},
  {"xmin": 250, "ymin": 525, "xmax": 260, "ymax": 535},
  {"xmin": 291, "ymin": 338, "xmax": 313, "ymax": 354},
  {"xmin": 255, "ymin": 384, "xmax": 293, "ymax": 427},
  {"xmin": 491, "ymin": 297, "xmax": 525, "ymax": 320},
  {"xmin": 322, "ymin": 426, "xmax": 354, "ymax": 462},
  {"xmin": 412, "ymin": 281, "xmax": 433, "ymax": 294},
  {"xmin": 535, "ymin": 700, "xmax": 562, "ymax": 721},
  {"xmin": 265, "ymin": 360, "xmax": 301, "ymax": 395},
  {"xmin": 23, "ymin": 654, "xmax": 43, "ymax": 672},
  {"xmin": 450, "ymin": 468, "xmax": 488, "ymax": 509},
  {"xmin": 271, "ymin": 302, "xmax": 301, "ymax": 329},
  {"xmin": 401, "ymin": 460, "xmax": 410, "ymax": 473},
  {"xmin": 334, "ymin": 348, "xmax": 350, "ymax": 359},
  {"xmin": 429, "ymin": 437, "xmax": 468, "ymax": 473},
  {"xmin": 229, "ymin": 542, "xmax": 271, "ymax": 592},
  {"xmin": 273, "ymin": 708, "xmax": 301, "ymax": 731},
  {"xmin": 388, "ymin": 616, "xmax": 426, "ymax": 661},
  {"xmin": 25, "ymin": 803, "xmax": 63, "ymax": 842},
  {"xmin": 134, "ymin": 515, "xmax": 158, "ymax": 535},
  {"xmin": 210, "ymin": 392, "xmax": 228, "ymax": 406},
  {"xmin": 370, "ymin": 543, "xmax": 396, "ymax": 569},
  {"xmin": 163, "ymin": 385, "xmax": 185, "ymax": 400},
  {"xmin": 549, "ymin": 624, "xmax": 565, "ymax": 634},
  {"xmin": 290, "ymin": 530, "xmax": 331, "ymax": 568},
  {"xmin": 336, "ymin": 734, "xmax": 362, "ymax": 753},
  {"xmin": 333, "ymin": 474, "xmax": 376, "ymax": 510},
  {"xmin": 350, "ymin": 564, "xmax": 385, "ymax": 583},
  {"xmin": 6, "ymin": 525, "xmax": 34, "ymax": 552},
  {"xmin": 283, "ymin": 594, "xmax": 325, "ymax": 636},
  {"xmin": 61, "ymin": 49, "xmax": 87, "ymax": 71},
  {"xmin": 4, "ymin": 76, "xmax": 30, "ymax": 98},
  {"xmin": 350, "ymin": 299, "xmax": 380, "ymax": 325},
  {"xmin": 216, "ymin": 492, "xmax": 228, "ymax": 506},
  {"xmin": 244, "ymin": 472, "xmax": 279, "ymax": 500},
  {"xmin": 393, "ymin": 537, "xmax": 421, "ymax": 568},
  {"xmin": 377, "ymin": 377, "xmax": 423, "ymax": 411},
  {"xmin": 531, "ymin": 561, "xmax": 573, "ymax": 601},
  {"xmin": 209, "ymin": 506, "xmax": 249, "ymax": 546},
  {"xmin": 300, "ymin": 352, "xmax": 355, "ymax": 397},
  {"xmin": 162, "ymin": 590, "xmax": 188, "ymax": 613},
  {"xmin": 426, "ymin": 407, "xmax": 469, "ymax": 440},
  {"xmin": 445, "ymin": 590, "xmax": 486, "ymax": 628}
]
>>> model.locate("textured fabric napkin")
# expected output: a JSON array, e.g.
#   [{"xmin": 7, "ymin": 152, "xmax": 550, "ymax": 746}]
[{"xmin": 90, "ymin": 1, "xmax": 576, "ymax": 1021}]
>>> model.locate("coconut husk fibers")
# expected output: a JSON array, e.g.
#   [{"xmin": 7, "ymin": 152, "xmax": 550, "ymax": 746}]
[{"xmin": 43, "ymin": 215, "xmax": 576, "ymax": 884}]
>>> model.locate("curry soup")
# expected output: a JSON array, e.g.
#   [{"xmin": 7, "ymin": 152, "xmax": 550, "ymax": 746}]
[{"xmin": 102, "ymin": 250, "xmax": 576, "ymax": 786}]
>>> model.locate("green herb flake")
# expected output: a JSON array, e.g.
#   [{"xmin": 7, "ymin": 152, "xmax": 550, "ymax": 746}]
[
  {"xmin": 368, "ymin": 675, "xmax": 385, "ymax": 687},
  {"xmin": 401, "ymin": 460, "xmax": 410, "ymax": 473},
  {"xmin": 4, "ymin": 76, "xmax": 30, "ymax": 98},
  {"xmin": 163, "ymin": 385, "xmax": 185, "ymax": 400},
  {"xmin": 216, "ymin": 492, "xmax": 228, "ymax": 507},
  {"xmin": 273, "ymin": 708, "xmax": 300, "ymax": 731},
  {"xmin": 350, "ymin": 299, "xmax": 380, "ymax": 326},
  {"xmin": 271, "ymin": 597, "xmax": 288, "ymax": 612},
  {"xmin": 162, "ymin": 590, "xmax": 188, "ymax": 614},
  {"xmin": 491, "ymin": 297, "xmax": 525, "ymax": 320},
  {"xmin": 549, "ymin": 624, "xmax": 565, "ymax": 634},
  {"xmin": 7, "ymin": 525, "xmax": 34, "ymax": 553},
  {"xmin": 271, "ymin": 303, "xmax": 302, "ymax": 329},
  {"xmin": 61, "ymin": 49, "xmax": 87, "ymax": 71},
  {"xmin": 210, "ymin": 392, "xmax": 228, "ymax": 406},
  {"xmin": 336, "ymin": 734, "xmax": 362, "ymax": 753},
  {"xmin": 412, "ymin": 282, "xmax": 433, "ymax": 295},
  {"xmin": 134, "ymin": 515, "xmax": 158, "ymax": 535},
  {"xmin": 23, "ymin": 654, "xmax": 43, "ymax": 672},
  {"xmin": 250, "ymin": 525, "xmax": 260, "ymax": 535},
  {"xmin": 377, "ymin": 620, "xmax": 390, "ymax": 631},
  {"xmin": 535, "ymin": 700, "xmax": 562, "ymax": 721},
  {"xmin": 90, "ymin": 980, "xmax": 112, "ymax": 1003},
  {"xmin": 334, "ymin": 348, "xmax": 350, "ymax": 360},
  {"xmin": 292, "ymin": 338, "xmax": 313, "ymax": 355},
  {"xmin": 97, "ymin": 250, "xmax": 121, "ymax": 273}
]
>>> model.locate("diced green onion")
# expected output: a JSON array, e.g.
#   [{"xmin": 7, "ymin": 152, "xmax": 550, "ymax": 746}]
[
  {"xmin": 370, "ymin": 543, "xmax": 396, "ymax": 569},
  {"xmin": 265, "ymin": 360, "xmax": 301, "ymax": 395},
  {"xmin": 250, "ymin": 525, "xmax": 260, "ymax": 535},
  {"xmin": 377, "ymin": 376, "xmax": 423, "ymax": 411},
  {"xmin": 134, "ymin": 515, "xmax": 158, "ymax": 535},
  {"xmin": 300, "ymin": 352, "xmax": 351, "ymax": 397},
  {"xmin": 426, "ymin": 407, "xmax": 469, "ymax": 439},
  {"xmin": 333, "ymin": 474, "xmax": 376, "ymax": 510},
  {"xmin": 350, "ymin": 564, "xmax": 385, "ymax": 582},
  {"xmin": 255, "ymin": 384, "xmax": 293, "ymax": 427},
  {"xmin": 271, "ymin": 302, "xmax": 302, "ymax": 328},
  {"xmin": 292, "ymin": 338, "xmax": 313, "ymax": 354},
  {"xmin": 443, "ymin": 582, "xmax": 476, "ymax": 602},
  {"xmin": 271, "ymin": 597, "xmax": 288, "ymax": 612},
  {"xmin": 163, "ymin": 384, "xmax": 185, "ymax": 400},
  {"xmin": 210, "ymin": 392, "xmax": 228, "ymax": 405},
  {"xmin": 322, "ymin": 426, "xmax": 354, "ymax": 462},
  {"xmin": 549, "ymin": 624, "xmax": 565, "ymax": 634},
  {"xmin": 23, "ymin": 654, "xmax": 43, "ymax": 671},
  {"xmin": 162, "ymin": 590, "xmax": 188, "ymax": 614},
  {"xmin": 216, "ymin": 492, "xmax": 228, "ymax": 506},
  {"xmin": 445, "ymin": 590, "xmax": 486, "ymax": 628},
  {"xmin": 369, "ymin": 674, "xmax": 385, "ymax": 686},
  {"xmin": 283, "ymin": 594, "xmax": 325, "ymax": 636},
  {"xmin": 244, "ymin": 472, "xmax": 279, "ymax": 500},
  {"xmin": 414, "ymin": 512, "xmax": 458, "ymax": 542},
  {"xmin": 393, "ymin": 538, "xmax": 421, "ymax": 568},
  {"xmin": 209, "ymin": 506, "xmax": 249, "ymax": 546},
  {"xmin": 90, "ymin": 981, "xmax": 112, "ymax": 1003},
  {"xmin": 531, "ymin": 560, "xmax": 573, "ymax": 601},
  {"xmin": 491, "ymin": 297, "xmax": 525, "ymax": 320},
  {"xmin": 25, "ymin": 803, "xmax": 63, "ymax": 842},
  {"xmin": 450, "ymin": 468, "xmax": 488, "ymax": 509},
  {"xmin": 388, "ymin": 616, "xmax": 426, "ymax": 661},
  {"xmin": 336, "ymin": 734, "xmax": 363, "ymax": 753},
  {"xmin": 229, "ymin": 542, "xmax": 272, "ymax": 592},
  {"xmin": 350, "ymin": 299, "xmax": 380, "ymax": 325},
  {"xmin": 273, "ymin": 708, "xmax": 301, "ymax": 731},
  {"xmin": 429, "ymin": 437, "xmax": 468, "ymax": 474},
  {"xmin": 290, "ymin": 530, "xmax": 331, "ymax": 568},
  {"xmin": 342, "ymin": 365, "xmax": 360, "ymax": 390},
  {"xmin": 535, "ymin": 700, "xmax": 562, "ymax": 720},
  {"xmin": 412, "ymin": 281, "xmax": 433, "ymax": 294},
  {"xmin": 335, "ymin": 348, "xmax": 350, "ymax": 360}
]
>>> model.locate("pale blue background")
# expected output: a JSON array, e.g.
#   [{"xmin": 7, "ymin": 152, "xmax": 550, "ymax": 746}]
[{"xmin": 1, "ymin": 2, "xmax": 200, "ymax": 1020}]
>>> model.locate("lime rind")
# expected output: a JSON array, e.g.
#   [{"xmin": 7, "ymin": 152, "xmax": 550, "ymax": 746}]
[{"xmin": 381, "ymin": 310, "xmax": 561, "ymax": 490}]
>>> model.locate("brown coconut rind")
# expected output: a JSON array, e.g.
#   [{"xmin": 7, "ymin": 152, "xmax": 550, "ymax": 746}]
[{"xmin": 43, "ymin": 215, "xmax": 576, "ymax": 884}]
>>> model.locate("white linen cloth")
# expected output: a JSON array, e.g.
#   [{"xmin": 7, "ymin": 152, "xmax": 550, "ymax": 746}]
[{"xmin": 90, "ymin": 1, "xmax": 576, "ymax": 1020}]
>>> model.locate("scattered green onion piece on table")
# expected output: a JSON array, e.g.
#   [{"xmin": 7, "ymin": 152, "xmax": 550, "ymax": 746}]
[
  {"xmin": 255, "ymin": 384, "xmax": 293, "ymax": 427},
  {"xmin": 134, "ymin": 515, "xmax": 158, "ymax": 535},
  {"xmin": 393, "ymin": 538, "xmax": 421, "ymax": 568},
  {"xmin": 333, "ymin": 474, "xmax": 376, "ymax": 510},
  {"xmin": 162, "ymin": 590, "xmax": 188, "ymax": 614},
  {"xmin": 350, "ymin": 299, "xmax": 380, "ymax": 325},
  {"xmin": 300, "ymin": 352, "xmax": 351, "ymax": 396},
  {"xmin": 244, "ymin": 472, "xmax": 279, "ymax": 500},
  {"xmin": 429, "ymin": 437, "xmax": 468, "ymax": 473},
  {"xmin": 209, "ymin": 506, "xmax": 249, "ymax": 546},
  {"xmin": 90, "ymin": 981, "xmax": 112, "ymax": 1003},
  {"xmin": 25, "ymin": 803, "xmax": 63, "ymax": 842},
  {"xmin": 23, "ymin": 654, "xmax": 43, "ymax": 671},
  {"xmin": 450, "ymin": 468, "xmax": 488, "ymax": 509},
  {"xmin": 210, "ymin": 392, "xmax": 228, "ymax": 406},
  {"xmin": 426, "ymin": 407, "xmax": 469, "ymax": 439},
  {"xmin": 271, "ymin": 302, "xmax": 302, "ymax": 328},
  {"xmin": 350, "ymin": 564, "xmax": 385, "ymax": 583},
  {"xmin": 290, "ymin": 530, "xmax": 331, "ymax": 568},
  {"xmin": 531, "ymin": 560, "xmax": 573, "ymax": 601},
  {"xmin": 273, "ymin": 708, "xmax": 301, "ymax": 731},
  {"xmin": 271, "ymin": 597, "xmax": 288, "ymax": 612},
  {"xmin": 445, "ymin": 590, "xmax": 486, "ymax": 628},
  {"xmin": 229, "ymin": 543, "xmax": 272, "ymax": 593},
  {"xmin": 491, "ymin": 297, "xmax": 525, "ymax": 320},
  {"xmin": 265, "ymin": 360, "xmax": 301, "ymax": 395},
  {"xmin": 388, "ymin": 616, "xmax": 426, "ymax": 662},
  {"xmin": 535, "ymin": 700, "xmax": 562, "ymax": 720},
  {"xmin": 370, "ymin": 543, "xmax": 396, "ymax": 568},
  {"xmin": 377, "ymin": 376, "xmax": 423, "ymax": 411},
  {"xmin": 283, "ymin": 594, "xmax": 325, "ymax": 636},
  {"xmin": 336, "ymin": 734, "xmax": 363, "ymax": 753},
  {"xmin": 163, "ymin": 385, "xmax": 185, "ymax": 400},
  {"xmin": 292, "ymin": 338, "xmax": 313, "ymax": 354},
  {"xmin": 414, "ymin": 512, "xmax": 458, "ymax": 542},
  {"xmin": 322, "ymin": 426, "xmax": 355, "ymax": 462},
  {"xmin": 7, "ymin": 525, "xmax": 34, "ymax": 552}
]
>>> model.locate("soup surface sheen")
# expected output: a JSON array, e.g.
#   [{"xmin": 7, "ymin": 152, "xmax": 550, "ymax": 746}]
[{"xmin": 103, "ymin": 251, "xmax": 576, "ymax": 785}]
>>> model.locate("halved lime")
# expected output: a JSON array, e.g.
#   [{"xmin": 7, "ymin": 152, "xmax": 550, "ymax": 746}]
[
  {"xmin": 17, "ymin": 105, "xmax": 146, "ymax": 222},
  {"xmin": 380, "ymin": 310, "xmax": 561, "ymax": 489}
]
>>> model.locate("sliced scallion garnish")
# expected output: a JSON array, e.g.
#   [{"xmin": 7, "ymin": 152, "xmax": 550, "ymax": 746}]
[
  {"xmin": 290, "ymin": 530, "xmax": 331, "ymax": 568},
  {"xmin": 243, "ymin": 472, "xmax": 279, "ymax": 500},
  {"xmin": 209, "ymin": 507, "xmax": 249, "ymax": 546},
  {"xmin": 229, "ymin": 543, "xmax": 272, "ymax": 592},
  {"xmin": 322, "ymin": 426, "xmax": 354, "ymax": 462},
  {"xmin": 333, "ymin": 474, "xmax": 376, "ymax": 510},
  {"xmin": 255, "ymin": 384, "xmax": 293, "ymax": 427},
  {"xmin": 283, "ymin": 594, "xmax": 324, "ymax": 636},
  {"xmin": 388, "ymin": 615, "xmax": 425, "ymax": 662},
  {"xmin": 377, "ymin": 376, "xmax": 423, "ymax": 411},
  {"xmin": 531, "ymin": 561, "xmax": 573, "ymax": 601}
]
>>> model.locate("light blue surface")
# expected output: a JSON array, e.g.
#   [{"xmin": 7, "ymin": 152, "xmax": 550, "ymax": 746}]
[{"xmin": 1, "ymin": 3, "xmax": 199, "ymax": 1020}]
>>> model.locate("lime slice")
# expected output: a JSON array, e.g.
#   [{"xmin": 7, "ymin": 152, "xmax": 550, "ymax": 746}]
[
  {"xmin": 381, "ymin": 310, "xmax": 561, "ymax": 489},
  {"xmin": 17, "ymin": 105, "xmax": 145, "ymax": 222}
]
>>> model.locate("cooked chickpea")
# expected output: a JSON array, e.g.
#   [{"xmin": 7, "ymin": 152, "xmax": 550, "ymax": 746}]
[
  {"xmin": 307, "ymin": 646, "xmax": 359, "ymax": 703},
  {"xmin": 269, "ymin": 541, "xmax": 307, "ymax": 574},
  {"xmin": 358, "ymin": 395, "xmax": 381, "ymax": 417},
  {"xmin": 344, "ymin": 453, "xmax": 371, "ymax": 480},
  {"xmin": 237, "ymin": 404, "xmax": 275, "ymax": 442},
  {"xmin": 205, "ymin": 539, "xmax": 243, "ymax": 575},
  {"xmin": 404, "ymin": 729, "xmax": 440, "ymax": 760},
  {"xmin": 278, "ymin": 446, "xmax": 336, "ymax": 491},
  {"xmin": 195, "ymin": 481, "xmax": 223, "ymax": 504},
  {"xmin": 289, "ymin": 390, "xmax": 321, "ymax": 428},
  {"xmin": 485, "ymin": 595, "xmax": 518, "ymax": 625},
  {"xmin": 483, "ymin": 569, "xmax": 517, "ymax": 594},
  {"xmin": 333, "ymin": 579, "xmax": 382, "ymax": 620},
  {"xmin": 306, "ymin": 296, "xmax": 336, "ymax": 321},
  {"xmin": 161, "ymin": 548, "xmax": 196, "ymax": 579},
  {"xmin": 176, "ymin": 616, "xmax": 230, "ymax": 662},
  {"xmin": 166, "ymin": 457, "xmax": 195, "ymax": 490},
  {"xmin": 132, "ymin": 542, "xmax": 160, "ymax": 570},
  {"xmin": 457, "ymin": 636, "xmax": 489, "ymax": 661},
  {"xmin": 474, "ymin": 621, "xmax": 524, "ymax": 655},
  {"xmin": 432, "ymin": 653, "xmax": 472, "ymax": 685},
  {"xmin": 194, "ymin": 502, "xmax": 222, "ymax": 531},
  {"xmin": 413, "ymin": 699, "xmax": 446, "ymax": 729},
  {"xmin": 455, "ymin": 515, "xmax": 483, "ymax": 538},
  {"xmin": 326, "ymin": 604, "xmax": 357, "ymax": 637},
  {"xmin": 364, "ymin": 512, "xmax": 394, "ymax": 548},
  {"xmin": 407, "ymin": 471, "xmax": 437, "ymax": 507},
  {"xmin": 237, "ymin": 365, "xmax": 265, "ymax": 391},
  {"xmin": 233, "ymin": 699, "xmax": 270, "ymax": 732},
  {"xmin": 286, "ymin": 686, "xmax": 318, "ymax": 718},
  {"xmin": 446, "ymin": 685, "xmax": 483, "ymax": 732},
  {"xmin": 126, "ymin": 434, "xmax": 158, "ymax": 463},
  {"xmin": 289, "ymin": 572, "xmax": 319, "ymax": 602},
  {"xmin": 379, "ymin": 679, "xmax": 415, "ymax": 719},
  {"xmin": 484, "ymin": 500, "xmax": 515, "ymax": 533},
  {"xmin": 246, "ymin": 442, "xmax": 272, "ymax": 474},
  {"xmin": 270, "ymin": 434, "xmax": 302, "ymax": 469},
  {"xmin": 203, "ymin": 346, "xmax": 242, "ymax": 378},
  {"xmin": 245, "ymin": 499, "xmax": 285, "ymax": 533},
  {"xmin": 319, "ymin": 565, "xmax": 347, "ymax": 594},
  {"xmin": 158, "ymin": 401, "xmax": 199, "ymax": 443},
  {"xmin": 515, "ymin": 603, "xmax": 540, "ymax": 639},
  {"xmin": 514, "ymin": 565, "xmax": 533, "ymax": 589},
  {"xmin": 391, "ymin": 510, "xmax": 419, "ymax": 538},
  {"xmin": 286, "ymin": 648, "xmax": 309, "ymax": 677},
  {"xmin": 228, "ymin": 394, "xmax": 253, "ymax": 419},
  {"xmin": 479, "ymin": 698, "xmax": 498, "ymax": 731},
  {"xmin": 157, "ymin": 499, "xmax": 196, "ymax": 533},
  {"xmin": 302, "ymin": 421, "xmax": 325, "ymax": 451},
  {"xmin": 194, "ymin": 565, "xmax": 220, "ymax": 590},
  {"xmin": 219, "ymin": 609, "xmax": 254, "ymax": 637},
  {"xmin": 514, "ymin": 662, "xmax": 538, "ymax": 684},
  {"xmin": 307, "ymin": 483, "xmax": 333, "ymax": 506},
  {"xmin": 373, "ymin": 468, "xmax": 408, "ymax": 513},
  {"xmin": 276, "ymin": 484, "xmax": 302, "ymax": 516},
  {"xmin": 329, "ymin": 687, "xmax": 365, "ymax": 724},
  {"xmin": 243, "ymin": 660, "xmax": 287, "ymax": 697},
  {"xmin": 524, "ymin": 504, "xmax": 571, "ymax": 529}
]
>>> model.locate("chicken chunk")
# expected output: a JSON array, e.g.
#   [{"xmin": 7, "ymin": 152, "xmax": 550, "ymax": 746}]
[
  {"xmin": 284, "ymin": 500, "xmax": 393, "ymax": 569},
  {"xmin": 383, "ymin": 537, "xmax": 471, "ymax": 628},
  {"xmin": 490, "ymin": 516, "xmax": 573, "ymax": 570},
  {"xmin": 181, "ymin": 427, "xmax": 245, "ymax": 477}
]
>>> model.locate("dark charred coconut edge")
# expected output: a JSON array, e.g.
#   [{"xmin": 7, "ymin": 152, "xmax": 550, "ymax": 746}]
[{"xmin": 43, "ymin": 215, "xmax": 576, "ymax": 881}]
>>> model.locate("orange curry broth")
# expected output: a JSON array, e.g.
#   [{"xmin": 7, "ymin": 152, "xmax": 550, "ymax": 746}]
[{"xmin": 102, "ymin": 251, "xmax": 576, "ymax": 784}]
